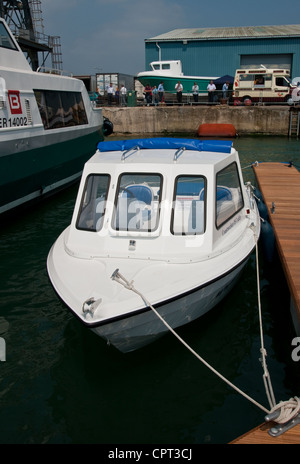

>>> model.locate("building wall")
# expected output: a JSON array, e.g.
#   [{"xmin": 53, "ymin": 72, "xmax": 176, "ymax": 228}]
[{"xmin": 145, "ymin": 37, "xmax": 300, "ymax": 79}]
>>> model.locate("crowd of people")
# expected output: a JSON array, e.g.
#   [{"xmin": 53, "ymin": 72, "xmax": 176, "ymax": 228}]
[
  {"xmin": 106, "ymin": 83, "xmax": 128, "ymax": 106},
  {"xmin": 142, "ymin": 79, "xmax": 231, "ymax": 105},
  {"xmin": 100, "ymin": 79, "xmax": 231, "ymax": 106}
]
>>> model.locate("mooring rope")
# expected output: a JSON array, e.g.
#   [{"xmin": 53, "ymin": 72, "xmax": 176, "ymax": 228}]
[
  {"xmin": 269, "ymin": 397, "xmax": 300, "ymax": 424},
  {"xmin": 111, "ymin": 268, "xmax": 270, "ymax": 415},
  {"xmin": 242, "ymin": 160, "xmax": 259, "ymax": 170},
  {"xmin": 254, "ymin": 238, "xmax": 277, "ymax": 409},
  {"xmin": 110, "ymin": 198, "xmax": 300, "ymax": 425}
]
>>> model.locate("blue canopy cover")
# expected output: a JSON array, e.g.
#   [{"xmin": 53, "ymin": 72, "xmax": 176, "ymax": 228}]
[{"xmin": 97, "ymin": 138, "xmax": 233, "ymax": 154}]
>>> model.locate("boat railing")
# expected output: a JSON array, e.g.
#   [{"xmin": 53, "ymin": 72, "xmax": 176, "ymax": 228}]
[
  {"xmin": 93, "ymin": 88, "xmax": 297, "ymax": 107},
  {"xmin": 173, "ymin": 147, "xmax": 186, "ymax": 162},
  {"xmin": 36, "ymin": 67, "xmax": 74, "ymax": 77},
  {"xmin": 95, "ymin": 90, "xmax": 235, "ymax": 107},
  {"xmin": 121, "ymin": 145, "xmax": 140, "ymax": 161}
]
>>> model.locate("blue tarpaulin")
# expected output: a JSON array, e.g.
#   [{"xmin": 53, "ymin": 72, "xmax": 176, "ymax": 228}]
[
  {"xmin": 213, "ymin": 75, "xmax": 234, "ymax": 85},
  {"xmin": 97, "ymin": 138, "xmax": 233, "ymax": 154}
]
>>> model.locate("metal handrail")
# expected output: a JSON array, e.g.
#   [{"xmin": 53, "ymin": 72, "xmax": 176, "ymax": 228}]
[{"xmin": 121, "ymin": 145, "xmax": 140, "ymax": 161}]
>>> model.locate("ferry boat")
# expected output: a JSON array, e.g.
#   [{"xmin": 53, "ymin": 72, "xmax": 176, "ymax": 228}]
[
  {"xmin": 137, "ymin": 60, "xmax": 219, "ymax": 95},
  {"xmin": 47, "ymin": 138, "xmax": 261, "ymax": 353},
  {"xmin": 0, "ymin": 18, "xmax": 110, "ymax": 216}
]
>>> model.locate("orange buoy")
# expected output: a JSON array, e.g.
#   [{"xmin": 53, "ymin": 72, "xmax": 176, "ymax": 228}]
[{"xmin": 197, "ymin": 123, "xmax": 237, "ymax": 138}]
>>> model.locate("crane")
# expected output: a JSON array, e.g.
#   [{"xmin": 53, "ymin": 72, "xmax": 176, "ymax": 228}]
[{"xmin": 0, "ymin": 0, "xmax": 63, "ymax": 71}]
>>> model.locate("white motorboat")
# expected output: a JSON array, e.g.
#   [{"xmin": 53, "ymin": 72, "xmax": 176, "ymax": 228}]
[
  {"xmin": 0, "ymin": 18, "xmax": 111, "ymax": 216},
  {"xmin": 47, "ymin": 138, "xmax": 260, "ymax": 353},
  {"xmin": 137, "ymin": 60, "xmax": 218, "ymax": 95}
]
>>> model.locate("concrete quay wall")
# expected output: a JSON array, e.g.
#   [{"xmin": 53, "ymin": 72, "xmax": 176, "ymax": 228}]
[{"xmin": 102, "ymin": 105, "xmax": 291, "ymax": 136}]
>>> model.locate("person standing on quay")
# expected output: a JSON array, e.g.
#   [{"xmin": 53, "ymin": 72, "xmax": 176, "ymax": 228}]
[
  {"xmin": 107, "ymin": 83, "xmax": 114, "ymax": 106},
  {"xmin": 175, "ymin": 81, "xmax": 183, "ymax": 103},
  {"xmin": 222, "ymin": 81, "xmax": 229, "ymax": 99},
  {"xmin": 152, "ymin": 85, "xmax": 159, "ymax": 106},
  {"xmin": 158, "ymin": 81, "xmax": 164, "ymax": 103},
  {"xmin": 207, "ymin": 80, "xmax": 216, "ymax": 103},
  {"xmin": 192, "ymin": 82, "xmax": 199, "ymax": 102},
  {"xmin": 120, "ymin": 85, "xmax": 127, "ymax": 106},
  {"xmin": 144, "ymin": 83, "xmax": 152, "ymax": 106},
  {"xmin": 115, "ymin": 87, "xmax": 119, "ymax": 105}
]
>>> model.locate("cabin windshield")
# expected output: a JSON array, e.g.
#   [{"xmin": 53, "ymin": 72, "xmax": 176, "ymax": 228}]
[
  {"xmin": 172, "ymin": 176, "xmax": 206, "ymax": 235},
  {"xmin": 0, "ymin": 22, "xmax": 17, "ymax": 50},
  {"xmin": 215, "ymin": 162, "xmax": 244, "ymax": 229},
  {"xmin": 112, "ymin": 173, "xmax": 162, "ymax": 232},
  {"xmin": 76, "ymin": 174, "xmax": 110, "ymax": 232}
]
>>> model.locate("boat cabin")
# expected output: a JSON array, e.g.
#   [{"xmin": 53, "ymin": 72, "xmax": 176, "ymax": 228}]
[
  {"xmin": 66, "ymin": 139, "xmax": 248, "ymax": 264},
  {"xmin": 149, "ymin": 61, "xmax": 183, "ymax": 76}
]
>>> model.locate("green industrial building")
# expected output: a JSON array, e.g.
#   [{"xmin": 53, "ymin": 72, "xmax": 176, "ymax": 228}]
[{"xmin": 144, "ymin": 25, "xmax": 300, "ymax": 80}]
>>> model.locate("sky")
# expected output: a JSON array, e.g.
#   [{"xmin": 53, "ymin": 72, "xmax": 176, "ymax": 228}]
[{"xmin": 41, "ymin": 0, "xmax": 300, "ymax": 77}]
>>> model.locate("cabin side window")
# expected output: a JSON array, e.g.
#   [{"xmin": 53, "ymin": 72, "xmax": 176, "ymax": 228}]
[
  {"xmin": 215, "ymin": 162, "xmax": 244, "ymax": 229},
  {"xmin": 112, "ymin": 173, "xmax": 162, "ymax": 232},
  {"xmin": 0, "ymin": 23, "xmax": 18, "ymax": 50},
  {"xmin": 76, "ymin": 174, "xmax": 110, "ymax": 232},
  {"xmin": 171, "ymin": 176, "xmax": 206, "ymax": 235},
  {"xmin": 34, "ymin": 90, "xmax": 88, "ymax": 129}
]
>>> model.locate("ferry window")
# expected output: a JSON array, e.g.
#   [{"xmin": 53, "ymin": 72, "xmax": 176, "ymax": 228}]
[
  {"xmin": 216, "ymin": 162, "xmax": 244, "ymax": 229},
  {"xmin": 172, "ymin": 176, "xmax": 206, "ymax": 235},
  {"xmin": 162, "ymin": 64, "xmax": 171, "ymax": 70},
  {"xmin": 76, "ymin": 174, "xmax": 110, "ymax": 232},
  {"xmin": 34, "ymin": 90, "xmax": 88, "ymax": 129},
  {"xmin": 113, "ymin": 173, "xmax": 162, "ymax": 232},
  {"xmin": 0, "ymin": 23, "xmax": 17, "ymax": 50},
  {"xmin": 153, "ymin": 64, "xmax": 161, "ymax": 70}
]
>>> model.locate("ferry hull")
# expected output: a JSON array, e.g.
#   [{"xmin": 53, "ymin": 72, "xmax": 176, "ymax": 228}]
[{"xmin": 0, "ymin": 128, "xmax": 103, "ymax": 215}]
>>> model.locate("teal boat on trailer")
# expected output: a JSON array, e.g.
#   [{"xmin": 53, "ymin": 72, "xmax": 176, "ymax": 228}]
[
  {"xmin": 137, "ymin": 60, "xmax": 219, "ymax": 95},
  {"xmin": 0, "ymin": 18, "xmax": 111, "ymax": 216}
]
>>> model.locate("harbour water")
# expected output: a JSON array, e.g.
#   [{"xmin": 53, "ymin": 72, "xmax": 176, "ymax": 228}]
[{"xmin": 0, "ymin": 135, "xmax": 299, "ymax": 445}]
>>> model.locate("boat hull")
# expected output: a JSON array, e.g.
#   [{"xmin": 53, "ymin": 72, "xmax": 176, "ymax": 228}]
[
  {"xmin": 137, "ymin": 74, "xmax": 215, "ymax": 95},
  {"xmin": 91, "ymin": 258, "xmax": 249, "ymax": 353},
  {"xmin": 0, "ymin": 127, "xmax": 103, "ymax": 215}
]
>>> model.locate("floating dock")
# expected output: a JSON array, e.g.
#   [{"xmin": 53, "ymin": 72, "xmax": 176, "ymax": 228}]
[
  {"xmin": 230, "ymin": 421, "xmax": 300, "ymax": 444},
  {"xmin": 253, "ymin": 161, "xmax": 300, "ymax": 335},
  {"xmin": 231, "ymin": 161, "xmax": 300, "ymax": 444}
]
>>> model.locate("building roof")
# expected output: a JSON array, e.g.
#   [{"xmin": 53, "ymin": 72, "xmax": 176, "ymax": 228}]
[{"xmin": 146, "ymin": 25, "xmax": 300, "ymax": 42}]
